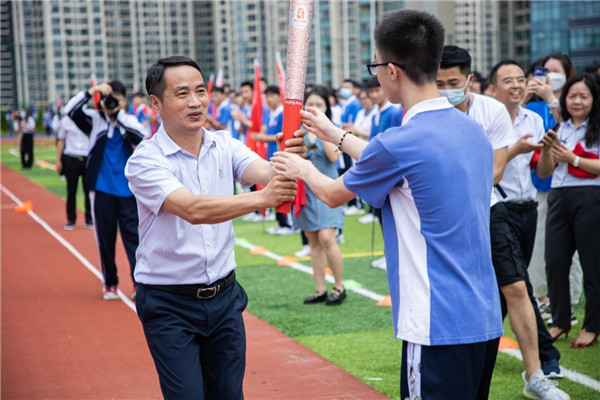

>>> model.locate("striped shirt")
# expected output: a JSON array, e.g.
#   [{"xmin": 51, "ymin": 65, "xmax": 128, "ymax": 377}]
[{"xmin": 125, "ymin": 125, "xmax": 259, "ymax": 285}]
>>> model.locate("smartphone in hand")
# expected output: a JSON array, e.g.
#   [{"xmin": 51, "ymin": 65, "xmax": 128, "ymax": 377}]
[{"xmin": 533, "ymin": 67, "xmax": 548, "ymax": 83}]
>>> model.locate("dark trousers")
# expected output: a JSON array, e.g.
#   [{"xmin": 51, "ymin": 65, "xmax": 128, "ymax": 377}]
[
  {"xmin": 546, "ymin": 187, "xmax": 600, "ymax": 332},
  {"xmin": 276, "ymin": 212, "xmax": 290, "ymax": 228},
  {"xmin": 63, "ymin": 155, "xmax": 92, "ymax": 224},
  {"xmin": 20, "ymin": 133, "xmax": 34, "ymax": 168},
  {"xmin": 136, "ymin": 281, "xmax": 247, "ymax": 400},
  {"xmin": 92, "ymin": 191, "xmax": 139, "ymax": 287},
  {"xmin": 496, "ymin": 205, "xmax": 560, "ymax": 362},
  {"xmin": 400, "ymin": 338, "xmax": 499, "ymax": 400}
]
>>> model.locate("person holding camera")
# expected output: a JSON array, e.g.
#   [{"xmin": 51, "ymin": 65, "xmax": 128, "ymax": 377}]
[{"xmin": 65, "ymin": 80, "xmax": 148, "ymax": 300}]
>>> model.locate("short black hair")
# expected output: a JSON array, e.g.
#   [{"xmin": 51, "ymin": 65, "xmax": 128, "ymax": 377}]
[
  {"xmin": 146, "ymin": 56, "xmax": 204, "ymax": 99},
  {"xmin": 240, "ymin": 80, "xmax": 253, "ymax": 90},
  {"xmin": 264, "ymin": 85, "xmax": 280, "ymax": 95},
  {"xmin": 109, "ymin": 80, "xmax": 126, "ymax": 97},
  {"xmin": 440, "ymin": 45, "xmax": 472, "ymax": 76},
  {"xmin": 374, "ymin": 10, "xmax": 445, "ymax": 85},
  {"xmin": 133, "ymin": 92, "xmax": 146, "ymax": 98},
  {"xmin": 365, "ymin": 76, "xmax": 381, "ymax": 89},
  {"xmin": 489, "ymin": 60, "xmax": 524, "ymax": 85},
  {"xmin": 212, "ymin": 86, "xmax": 225, "ymax": 94}
]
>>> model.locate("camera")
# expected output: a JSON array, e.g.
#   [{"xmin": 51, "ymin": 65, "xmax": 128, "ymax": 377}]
[{"xmin": 102, "ymin": 94, "xmax": 119, "ymax": 110}]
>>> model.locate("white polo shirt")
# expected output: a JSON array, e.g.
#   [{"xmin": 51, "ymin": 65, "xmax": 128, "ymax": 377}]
[
  {"xmin": 57, "ymin": 116, "xmax": 90, "ymax": 158},
  {"xmin": 125, "ymin": 125, "xmax": 259, "ymax": 285},
  {"xmin": 496, "ymin": 107, "xmax": 545, "ymax": 202},
  {"xmin": 467, "ymin": 93, "xmax": 515, "ymax": 207}
]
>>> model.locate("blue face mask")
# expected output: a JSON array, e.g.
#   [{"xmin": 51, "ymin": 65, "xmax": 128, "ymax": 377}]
[
  {"xmin": 439, "ymin": 77, "xmax": 470, "ymax": 106},
  {"xmin": 339, "ymin": 88, "xmax": 352, "ymax": 99}
]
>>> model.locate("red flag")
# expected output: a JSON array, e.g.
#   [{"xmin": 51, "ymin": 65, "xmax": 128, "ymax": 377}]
[
  {"xmin": 90, "ymin": 73, "xmax": 101, "ymax": 109},
  {"xmin": 207, "ymin": 73, "xmax": 215, "ymax": 99},
  {"xmin": 247, "ymin": 59, "xmax": 266, "ymax": 159},
  {"xmin": 56, "ymin": 95, "xmax": 62, "ymax": 109},
  {"xmin": 275, "ymin": 52, "xmax": 286, "ymax": 99}
]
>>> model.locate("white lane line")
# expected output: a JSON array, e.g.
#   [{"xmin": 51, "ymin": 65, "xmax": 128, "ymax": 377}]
[
  {"xmin": 501, "ymin": 348, "xmax": 600, "ymax": 392},
  {"xmin": 1, "ymin": 184, "xmax": 136, "ymax": 312},
  {"xmin": 235, "ymin": 239, "xmax": 385, "ymax": 302}
]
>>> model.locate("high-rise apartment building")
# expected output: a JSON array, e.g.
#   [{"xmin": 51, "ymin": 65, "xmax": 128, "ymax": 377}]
[
  {"xmin": 498, "ymin": 0, "xmax": 531, "ymax": 71},
  {"xmin": 454, "ymin": 0, "xmax": 501, "ymax": 75}
]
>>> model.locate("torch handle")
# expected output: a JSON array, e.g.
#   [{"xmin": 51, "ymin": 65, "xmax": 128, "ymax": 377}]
[{"xmin": 276, "ymin": 99, "xmax": 304, "ymax": 213}]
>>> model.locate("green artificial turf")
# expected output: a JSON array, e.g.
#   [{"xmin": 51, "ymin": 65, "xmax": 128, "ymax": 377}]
[{"xmin": 3, "ymin": 142, "xmax": 599, "ymax": 400}]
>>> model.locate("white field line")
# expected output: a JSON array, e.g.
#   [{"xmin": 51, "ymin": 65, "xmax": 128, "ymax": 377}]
[
  {"xmin": 237, "ymin": 238, "xmax": 600, "ymax": 393},
  {"xmin": 1, "ymin": 184, "xmax": 136, "ymax": 312},
  {"xmin": 7, "ymin": 148, "xmax": 55, "ymax": 170},
  {"xmin": 501, "ymin": 348, "xmax": 600, "ymax": 392},
  {"xmin": 236, "ymin": 239, "xmax": 387, "ymax": 302}
]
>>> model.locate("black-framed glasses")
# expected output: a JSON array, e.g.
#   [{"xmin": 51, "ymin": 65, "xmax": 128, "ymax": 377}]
[{"xmin": 366, "ymin": 61, "xmax": 404, "ymax": 76}]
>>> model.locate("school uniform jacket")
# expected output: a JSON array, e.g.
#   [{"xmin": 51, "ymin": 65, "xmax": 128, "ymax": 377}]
[{"xmin": 65, "ymin": 91, "xmax": 147, "ymax": 191}]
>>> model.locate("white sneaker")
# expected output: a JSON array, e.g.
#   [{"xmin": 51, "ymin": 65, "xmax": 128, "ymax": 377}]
[
  {"xmin": 274, "ymin": 226, "xmax": 299, "ymax": 236},
  {"xmin": 336, "ymin": 233, "xmax": 345, "ymax": 244},
  {"xmin": 103, "ymin": 286, "xmax": 119, "ymax": 300},
  {"xmin": 371, "ymin": 257, "xmax": 386, "ymax": 270},
  {"xmin": 522, "ymin": 370, "xmax": 570, "ymax": 400},
  {"xmin": 294, "ymin": 245, "xmax": 311, "ymax": 257},
  {"xmin": 344, "ymin": 205, "xmax": 364, "ymax": 216},
  {"xmin": 266, "ymin": 226, "xmax": 279, "ymax": 235},
  {"xmin": 358, "ymin": 213, "xmax": 377, "ymax": 224}
]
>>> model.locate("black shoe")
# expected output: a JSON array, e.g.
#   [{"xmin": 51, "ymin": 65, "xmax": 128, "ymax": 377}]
[
  {"xmin": 326, "ymin": 287, "xmax": 346, "ymax": 306},
  {"xmin": 304, "ymin": 290, "xmax": 327, "ymax": 304}
]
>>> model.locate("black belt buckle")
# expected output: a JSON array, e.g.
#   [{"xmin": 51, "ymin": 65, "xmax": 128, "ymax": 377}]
[{"xmin": 196, "ymin": 286, "xmax": 218, "ymax": 299}]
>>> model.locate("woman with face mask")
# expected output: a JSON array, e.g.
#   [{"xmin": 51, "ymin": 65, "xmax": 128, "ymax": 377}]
[
  {"xmin": 525, "ymin": 52, "xmax": 575, "ymax": 125},
  {"xmin": 536, "ymin": 73, "xmax": 600, "ymax": 349},
  {"xmin": 294, "ymin": 86, "xmax": 346, "ymax": 306}
]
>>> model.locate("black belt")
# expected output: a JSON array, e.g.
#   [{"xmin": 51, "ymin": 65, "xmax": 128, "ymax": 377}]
[
  {"xmin": 505, "ymin": 201, "xmax": 538, "ymax": 212},
  {"xmin": 64, "ymin": 154, "xmax": 86, "ymax": 162},
  {"xmin": 144, "ymin": 271, "xmax": 236, "ymax": 299}
]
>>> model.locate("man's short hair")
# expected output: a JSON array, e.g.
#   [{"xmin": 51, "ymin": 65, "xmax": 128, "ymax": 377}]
[
  {"xmin": 440, "ymin": 45, "xmax": 472, "ymax": 76},
  {"xmin": 109, "ymin": 80, "xmax": 127, "ymax": 97},
  {"xmin": 146, "ymin": 56, "xmax": 204, "ymax": 100},
  {"xmin": 264, "ymin": 85, "xmax": 281, "ymax": 96},
  {"xmin": 240, "ymin": 81, "xmax": 253, "ymax": 90},
  {"xmin": 133, "ymin": 92, "xmax": 146, "ymax": 98},
  {"xmin": 374, "ymin": 10, "xmax": 445, "ymax": 85},
  {"xmin": 212, "ymin": 87, "xmax": 225, "ymax": 94},
  {"xmin": 489, "ymin": 60, "xmax": 524, "ymax": 85},
  {"xmin": 366, "ymin": 77, "xmax": 381, "ymax": 89}
]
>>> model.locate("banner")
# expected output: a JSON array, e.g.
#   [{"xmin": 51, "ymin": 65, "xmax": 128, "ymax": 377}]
[
  {"xmin": 247, "ymin": 59, "xmax": 266, "ymax": 159},
  {"xmin": 278, "ymin": 0, "xmax": 313, "ymax": 213}
]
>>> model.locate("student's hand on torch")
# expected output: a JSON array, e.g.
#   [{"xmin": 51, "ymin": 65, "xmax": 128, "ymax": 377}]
[
  {"xmin": 275, "ymin": 129, "xmax": 307, "ymax": 159},
  {"xmin": 271, "ymin": 151, "xmax": 310, "ymax": 182},
  {"xmin": 300, "ymin": 107, "xmax": 345, "ymax": 145},
  {"xmin": 261, "ymin": 174, "xmax": 298, "ymax": 208}
]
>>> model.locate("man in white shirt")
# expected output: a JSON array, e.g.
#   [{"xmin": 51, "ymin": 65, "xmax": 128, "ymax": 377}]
[
  {"xmin": 438, "ymin": 46, "xmax": 569, "ymax": 400},
  {"xmin": 489, "ymin": 59, "xmax": 566, "ymax": 380},
  {"xmin": 125, "ymin": 56, "xmax": 304, "ymax": 399},
  {"xmin": 55, "ymin": 115, "xmax": 93, "ymax": 230}
]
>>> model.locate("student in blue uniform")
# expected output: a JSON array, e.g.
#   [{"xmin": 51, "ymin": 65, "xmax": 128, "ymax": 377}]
[{"xmin": 271, "ymin": 10, "xmax": 502, "ymax": 399}]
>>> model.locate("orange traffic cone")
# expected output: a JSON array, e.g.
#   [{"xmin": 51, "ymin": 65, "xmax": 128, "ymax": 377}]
[
  {"xmin": 377, "ymin": 294, "xmax": 392, "ymax": 307},
  {"xmin": 15, "ymin": 200, "xmax": 33, "ymax": 213}
]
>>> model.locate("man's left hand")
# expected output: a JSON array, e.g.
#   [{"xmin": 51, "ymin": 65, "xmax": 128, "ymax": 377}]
[{"xmin": 276, "ymin": 129, "xmax": 307, "ymax": 159}]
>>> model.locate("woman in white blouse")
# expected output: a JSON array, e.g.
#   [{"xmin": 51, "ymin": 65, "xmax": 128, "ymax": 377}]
[{"xmin": 536, "ymin": 73, "xmax": 600, "ymax": 348}]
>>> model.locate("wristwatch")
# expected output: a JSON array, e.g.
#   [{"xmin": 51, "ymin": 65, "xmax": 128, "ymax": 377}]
[
  {"xmin": 548, "ymin": 99, "xmax": 560, "ymax": 109},
  {"xmin": 572, "ymin": 156, "xmax": 581, "ymax": 167}
]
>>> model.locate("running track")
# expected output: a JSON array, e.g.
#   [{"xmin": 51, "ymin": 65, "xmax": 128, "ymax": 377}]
[{"xmin": 1, "ymin": 164, "xmax": 389, "ymax": 399}]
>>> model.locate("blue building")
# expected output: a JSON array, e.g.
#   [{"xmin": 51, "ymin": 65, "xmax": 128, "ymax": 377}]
[{"xmin": 531, "ymin": 1, "xmax": 600, "ymax": 72}]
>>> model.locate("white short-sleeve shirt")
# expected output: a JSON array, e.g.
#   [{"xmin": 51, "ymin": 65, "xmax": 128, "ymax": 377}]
[{"xmin": 125, "ymin": 126, "xmax": 259, "ymax": 285}]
